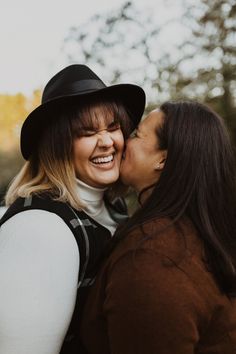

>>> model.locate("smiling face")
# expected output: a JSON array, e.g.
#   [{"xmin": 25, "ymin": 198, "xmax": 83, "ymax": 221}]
[
  {"xmin": 73, "ymin": 105, "xmax": 124, "ymax": 188},
  {"xmin": 120, "ymin": 109, "xmax": 167, "ymax": 192}
]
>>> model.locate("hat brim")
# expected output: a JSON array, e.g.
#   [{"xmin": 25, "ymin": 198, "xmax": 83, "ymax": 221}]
[{"xmin": 20, "ymin": 84, "xmax": 146, "ymax": 160}]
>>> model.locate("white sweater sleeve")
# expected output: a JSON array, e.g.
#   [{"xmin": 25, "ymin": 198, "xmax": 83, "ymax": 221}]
[{"xmin": 0, "ymin": 209, "xmax": 80, "ymax": 354}]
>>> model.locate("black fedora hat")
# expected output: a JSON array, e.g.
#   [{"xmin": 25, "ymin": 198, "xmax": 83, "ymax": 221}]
[{"xmin": 20, "ymin": 64, "xmax": 146, "ymax": 160}]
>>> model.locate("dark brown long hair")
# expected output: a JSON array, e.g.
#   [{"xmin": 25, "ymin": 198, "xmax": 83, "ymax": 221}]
[{"xmin": 114, "ymin": 101, "xmax": 236, "ymax": 296}]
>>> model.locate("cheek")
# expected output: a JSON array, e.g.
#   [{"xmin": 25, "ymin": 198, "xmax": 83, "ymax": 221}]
[
  {"xmin": 126, "ymin": 140, "xmax": 137, "ymax": 158},
  {"xmin": 73, "ymin": 138, "xmax": 96, "ymax": 162},
  {"xmin": 127, "ymin": 142, "xmax": 146, "ymax": 169},
  {"xmin": 114, "ymin": 131, "xmax": 124, "ymax": 152}
]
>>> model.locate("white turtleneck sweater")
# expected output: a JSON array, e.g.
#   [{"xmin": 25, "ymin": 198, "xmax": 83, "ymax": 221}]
[
  {"xmin": 76, "ymin": 179, "xmax": 117, "ymax": 235},
  {"xmin": 0, "ymin": 181, "xmax": 117, "ymax": 354}
]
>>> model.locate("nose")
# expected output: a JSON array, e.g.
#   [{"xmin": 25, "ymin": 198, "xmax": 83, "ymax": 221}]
[{"xmin": 97, "ymin": 131, "xmax": 114, "ymax": 148}]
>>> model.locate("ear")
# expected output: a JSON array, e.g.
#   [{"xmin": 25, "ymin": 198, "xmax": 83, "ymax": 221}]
[{"xmin": 155, "ymin": 150, "xmax": 167, "ymax": 171}]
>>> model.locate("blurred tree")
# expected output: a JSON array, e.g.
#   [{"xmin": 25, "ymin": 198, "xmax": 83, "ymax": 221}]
[
  {"xmin": 0, "ymin": 90, "xmax": 41, "ymax": 202},
  {"xmin": 63, "ymin": 1, "xmax": 172, "ymax": 105},
  {"xmin": 171, "ymin": 0, "xmax": 236, "ymax": 143},
  {"xmin": 0, "ymin": 93, "xmax": 28, "ymax": 151},
  {"xmin": 0, "ymin": 90, "xmax": 41, "ymax": 152},
  {"xmin": 63, "ymin": 0, "xmax": 236, "ymax": 140},
  {"xmin": 63, "ymin": 0, "xmax": 236, "ymax": 214},
  {"xmin": 0, "ymin": 150, "xmax": 24, "ymax": 204}
]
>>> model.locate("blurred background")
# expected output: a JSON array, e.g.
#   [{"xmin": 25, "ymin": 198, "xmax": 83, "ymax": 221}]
[{"xmin": 0, "ymin": 0, "xmax": 235, "ymax": 206}]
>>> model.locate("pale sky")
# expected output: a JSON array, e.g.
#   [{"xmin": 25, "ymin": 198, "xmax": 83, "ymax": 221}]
[{"xmin": 0, "ymin": 0, "xmax": 184, "ymax": 95}]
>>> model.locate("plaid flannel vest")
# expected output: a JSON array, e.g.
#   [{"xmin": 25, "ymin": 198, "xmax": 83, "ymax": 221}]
[{"xmin": 0, "ymin": 194, "xmax": 128, "ymax": 354}]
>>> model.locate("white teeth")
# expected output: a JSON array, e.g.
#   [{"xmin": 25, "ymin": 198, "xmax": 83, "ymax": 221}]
[{"xmin": 92, "ymin": 155, "xmax": 114, "ymax": 164}]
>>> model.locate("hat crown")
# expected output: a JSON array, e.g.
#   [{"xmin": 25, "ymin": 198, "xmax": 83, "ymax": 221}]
[
  {"xmin": 20, "ymin": 64, "xmax": 145, "ymax": 160},
  {"xmin": 42, "ymin": 64, "xmax": 106, "ymax": 104}
]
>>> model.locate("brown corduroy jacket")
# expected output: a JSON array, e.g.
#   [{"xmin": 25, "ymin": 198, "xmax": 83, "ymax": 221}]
[{"xmin": 80, "ymin": 218, "xmax": 236, "ymax": 354}]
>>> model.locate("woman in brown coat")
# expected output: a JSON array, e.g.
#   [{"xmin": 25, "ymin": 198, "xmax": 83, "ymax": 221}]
[{"xmin": 79, "ymin": 101, "xmax": 236, "ymax": 354}]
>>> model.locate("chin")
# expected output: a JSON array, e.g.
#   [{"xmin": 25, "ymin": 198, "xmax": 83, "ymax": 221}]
[
  {"xmin": 97, "ymin": 174, "xmax": 120, "ymax": 187},
  {"xmin": 120, "ymin": 173, "xmax": 130, "ymax": 186}
]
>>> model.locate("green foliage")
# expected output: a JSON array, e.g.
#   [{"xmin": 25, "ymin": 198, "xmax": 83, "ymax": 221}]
[
  {"xmin": 0, "ymin": 91, "xmax": 41, "ymax": 201},
  {"xmin": 0, "ymin": 90, "xmax": 41, "ymax": 151},
  {"xmin": 0, "ymin": 150, "xmax": 24, "ymax": 203}
]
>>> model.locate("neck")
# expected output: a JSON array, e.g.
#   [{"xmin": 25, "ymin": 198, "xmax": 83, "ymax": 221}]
[{"xmin": 138, "ymin": 184, "xmax": 155, "ymax": 205}]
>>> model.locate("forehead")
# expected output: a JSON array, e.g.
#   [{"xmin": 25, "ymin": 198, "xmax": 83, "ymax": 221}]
[
  {"xmin": 73, "ymin": 102, "xmax": 118, "ymax": 132},
  {"xmin": 86, "ymin": 106, "xmax": 116, "ymax": 128},
  {"xmin": 139, "ymin": 109, "xmax": 163, "ymax": 133}
]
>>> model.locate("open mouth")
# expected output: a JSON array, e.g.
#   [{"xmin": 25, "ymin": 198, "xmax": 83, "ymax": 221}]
[{"xmin": 91, "ymin": 154, "xmax": 114, "ymax": 165}]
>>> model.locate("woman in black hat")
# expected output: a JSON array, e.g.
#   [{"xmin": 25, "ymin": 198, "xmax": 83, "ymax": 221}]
[{"xmin": 0, "ymin": 64, "xmax": 145, "ymax": 354}]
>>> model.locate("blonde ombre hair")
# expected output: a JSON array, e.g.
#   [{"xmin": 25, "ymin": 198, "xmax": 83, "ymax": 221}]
[
  {"xmin": 5, "ymin": 97, "xmax": 132, "ymax": 209},
  {"xmin": 5, "ymin": 157, "xmax": 81, "ymax": 209}
]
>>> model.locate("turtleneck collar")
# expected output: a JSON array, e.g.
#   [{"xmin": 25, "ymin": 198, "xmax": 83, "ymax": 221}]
[
  {"xmin": 76, "ymin": 178, "xmax": 107, "ymax": 203},
  {"xmin": 75, "ymin": 178, "xmax": 117, "ymax": 235}
]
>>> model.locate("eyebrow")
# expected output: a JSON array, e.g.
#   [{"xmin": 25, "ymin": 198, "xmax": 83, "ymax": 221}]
[
  {"xmin": 80, "ymin": 126, "xmax": 97, "ymax": 131},
  {"xmin": 81, "ymin": 119, "xmax": 120, "ymax": 131}
]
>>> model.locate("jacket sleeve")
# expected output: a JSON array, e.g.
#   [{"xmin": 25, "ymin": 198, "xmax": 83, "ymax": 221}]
[
  {"xmin": 0, "ymin": 209, "xmax": 80, "ymax": 354},
  {"xmin": 103, "ymin": 248, "xmax": 204, "ymax": 354}
]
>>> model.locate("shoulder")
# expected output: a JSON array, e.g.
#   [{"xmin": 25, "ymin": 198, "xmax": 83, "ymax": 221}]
[
  {"xmin": 103, "ymin": 218, "xmax": 220, "ymax": 319},
  {"xmin": 0, "ymin": 209, "xmax": 80, "ymax": 262},
  {"xmin": 1, "ymin": 208, "xmax": 73, "ymax": 234},
  {"xmin": 111, "ymin": 217, "xmax": 201, "ymax": 265},
  {"xmin": 1, "ymin": 194, "xmax": 83, "ymax": 250},
  {"xmin": 107, "ymin": 217, "xmax": 220, "ymax": 297},
  {"xmin": 105, "ymin": 217, "xmax": 221, "ymax": 306}
]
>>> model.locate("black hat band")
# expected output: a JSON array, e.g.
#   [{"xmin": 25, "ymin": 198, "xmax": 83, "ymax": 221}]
[{"xmin": 44, "ymin": 79, "xmax": 106, "ymax": 103}]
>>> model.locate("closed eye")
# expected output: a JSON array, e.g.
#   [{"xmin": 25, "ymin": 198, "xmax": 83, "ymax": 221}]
[
  {"xmin": 107, "ymin": 122, "xmax": 121, "ymax": 132},
  {"xmin": 130, "ymin": 129, "xmax": 138, "ymax": 138},
  {"xmin": 79, "ymin": 130, "xmax": 97, "ymax": 137},
  {"xmin": 79, "ymin": 123, "xmax": 121, "ymax": 137}
]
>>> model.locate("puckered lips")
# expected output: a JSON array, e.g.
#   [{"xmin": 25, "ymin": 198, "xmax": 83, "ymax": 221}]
[{"xmin": 122, "ymin": 146, "xmax": 127, "ymax": 160}]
